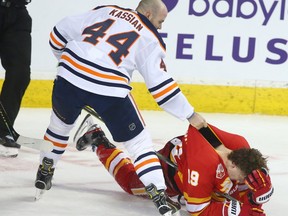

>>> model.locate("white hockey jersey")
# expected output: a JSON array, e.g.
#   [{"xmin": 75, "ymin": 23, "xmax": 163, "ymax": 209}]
[{"xmin": 49, "ymin": 5, "xmax": 194, "ymax": 120}]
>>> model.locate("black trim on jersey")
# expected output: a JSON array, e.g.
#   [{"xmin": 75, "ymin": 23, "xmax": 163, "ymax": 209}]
[
  {"xmin": 53, "ymin": 26, "xmax": 68, "ymax": 44},
  {"xmin": 64, "ymin": 48, "xmax": 130, "ymax": 82},
  {"xmin": 59, "ymin": 62, "xmax": 132, "ymax": 91},
  {"xmin": 52, "ymin": 149, "xmax": 65, "ymax": 154},
  {"xmin": 149, "ymin": 78, "xmax": 174, "ymax": 93},
  {"xmin": 93, "ymin": 5, "xmax": 133, "ymax": 12},
  {"xmin": 158, "ymin": 88, "xmax": 181, "ymax": 106},
  {"xmin": 137, "ymin": 12, "xmax": 166, "ymax": 50},
  {"xmin": 93, "ymin": 5, "xmax": 110, "ymax": 10},
  {"xmin": 135, "ymin": 151, "xmax": 157, "ymax": 163},
  {"xmin": 46, "ymin": 129, "xmax": 69, "ymax": 141},
  {"xmin": 137, "ymin": 165, "xmax": 163, "ymax": 178},
  {"xmin": 49, "ymin": 41, "xmax": 63, "ymax": 51}
]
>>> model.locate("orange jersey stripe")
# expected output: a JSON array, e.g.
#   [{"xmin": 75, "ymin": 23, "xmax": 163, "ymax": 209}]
[
  {"xmin": 185, "ymin": 194, "xmax": 211, "ymax": 204},
  {"xmin": 61, "ymin": 55, "xmax": 128, "ymax": 83},
  {"xmin": 134, "ymin": 158, "xmax": 160, "ymax": 171},
  {"xmin": 152, "ymin": 82, "xmax": 178, "ymax": 100},
  {"xmin": 44, "ymin": 135, "xmax": 68, "ymax": 148},
  {"xmin": 257, "ymin": 169, "xmax": 266, "ymax": 187},
  {"xmin": 50, "ymin": 32, "xmax": 65, "ymax": 48},
  {"xmin": 113, "ymin": 158, "xmax": 131, "ymax": 177}
]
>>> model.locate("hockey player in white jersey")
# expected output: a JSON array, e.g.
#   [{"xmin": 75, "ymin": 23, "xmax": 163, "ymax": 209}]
[{"xmin": 34, "ymin": 0, "xmax": 207, "ymax": 215}]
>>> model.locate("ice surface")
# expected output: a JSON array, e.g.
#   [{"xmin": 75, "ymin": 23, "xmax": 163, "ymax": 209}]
[{"xmin": 0, "ymin": 109, "xmax": 287, "ymax": 216}]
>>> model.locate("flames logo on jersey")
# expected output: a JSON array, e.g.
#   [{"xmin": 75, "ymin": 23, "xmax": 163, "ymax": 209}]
[
  {"xmin": 160, "ymin": 59, "xmax": 167, "ymax": 72},
  {"xmin": 216, "ymin": 163, "xmax": 225, "ymax": 179}
]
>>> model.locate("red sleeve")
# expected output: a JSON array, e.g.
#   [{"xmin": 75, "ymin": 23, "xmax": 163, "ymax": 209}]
[{"xmin": 208, "ymin": 124, "xmax": 250, "ymax": 150}]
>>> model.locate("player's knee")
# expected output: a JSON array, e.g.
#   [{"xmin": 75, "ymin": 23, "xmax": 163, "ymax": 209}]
[
  {"xmin": 19, "ymin": 74, "xmax": 30, "ymax": 90},
  {"xmin": 5, "ymin": 68, "xmax": 30, "ymax": 90},
  {"xmin": 48, "ymin": 111, "xmax": 75, "ymax": 136},
  {"xmin": 123, "ymin": 129, "xmax": 154, "ymax": 161}
]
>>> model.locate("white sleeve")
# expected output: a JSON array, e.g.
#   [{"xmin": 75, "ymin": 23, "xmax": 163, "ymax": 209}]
[
  {"xmin": 49, "ymin": 12, "xmax": 88, "ymax": 60},
  {"xmin": 160, "ymin": 93, "xmax": 194, "ymax": 120},
  {"xmin": 136, "ymin": 42, "xmax": 194, "ymax": 120}
]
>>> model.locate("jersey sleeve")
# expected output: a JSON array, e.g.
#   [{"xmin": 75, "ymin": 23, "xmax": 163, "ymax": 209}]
[
  {"xmin": 49, "ymin": 11, "xmax": 90, "ymax": 60},
  {"xmin": 209, "ymin": 124, "xmax": 250, "ymax": 149},
  {"xmin": 135, "ymin": 41, "xmax": 194, "ymax": 120}
]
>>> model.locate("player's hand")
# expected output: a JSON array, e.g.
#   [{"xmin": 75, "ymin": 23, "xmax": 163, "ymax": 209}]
[
  {"xmin": 187, "ymin": 112, "xmax": 207, "ymax": 130},
  {"xmin": 245, "ymin": 168, "xmax": 274, "ymax": 204},
  {"xmin": 227, "ymin": 200, "xmax": 266, "ymax": 216},
  {"xmin": 240, "ymin": 203, "xmax": 266, "ymax": 216}
]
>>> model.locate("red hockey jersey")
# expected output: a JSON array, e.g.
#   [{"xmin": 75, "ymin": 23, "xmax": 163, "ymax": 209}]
[{"xmin": 172, "ymin": 125, "xmax": 250, "ymax": 215}]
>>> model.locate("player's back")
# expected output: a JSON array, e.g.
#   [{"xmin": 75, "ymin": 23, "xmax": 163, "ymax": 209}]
[
  {"xmin": 53, "ymin": 5, "xmax": 166, "ymax": 98},
  {"xmin": 173, "ymin": 126, "xmax": 233, "ymax": 215},
  {"xmin": 172, "ymin": 126, "xmax": 225, "ymax": 192},
  {"xmin": 69, "ymin": 5, "xmax": 162, "ymax": 68}
]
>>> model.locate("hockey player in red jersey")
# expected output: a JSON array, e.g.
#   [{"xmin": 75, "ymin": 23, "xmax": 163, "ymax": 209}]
[{"xmin": 75, "ymin": 115, "xmax": 273, "ymax": 216}]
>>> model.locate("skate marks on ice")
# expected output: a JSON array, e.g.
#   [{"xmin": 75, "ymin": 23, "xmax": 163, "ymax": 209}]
[
  {"xmin": 0, "ymin": 177, "xmax": 188, "ymax": 216},
  {"xmin": 0, "ymin": 145, "xmax": 189, "ymax": 216},
  {"xmin": 0, "ymin": 109, "xmax": 288, "ymax": 215}
]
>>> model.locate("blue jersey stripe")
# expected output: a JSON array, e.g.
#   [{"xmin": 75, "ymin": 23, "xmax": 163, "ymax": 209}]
[
  {"xmin": 52, "ymin": 149, "xmax": 65, "ymax": 155},
  {"xmin": 49, "ymin": 41, "xmax": 63, "ymax": 51},
  {"xmin": 135, "ymin": 151, "xmax": 157, "ymax": 163},
  {"xmin": 46, "ymin": 129, "xmax": 69, "ymax": 141},
  {"xmin": 59, "ymin": 62, "xmax": 132, "ymax": 90},
  {"xmin": 158, "ymin": 88, "xmax": 181, "ymax": 106},
  {"xmin": 137, "ymin": 166, "xmax": 162, "ymax": 178},
  {"xmin": 64, "ymin": 48, "xmax": 130, "ymax": 81},
  {"xmin": 148, "ymin": 78, "xmax": 174, "ymax": 93},
  {"xmin": 53, "ymin": 26, "xmax": 68, "ymax": 44}
]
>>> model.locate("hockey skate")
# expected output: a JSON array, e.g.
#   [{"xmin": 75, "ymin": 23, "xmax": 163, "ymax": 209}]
[
  {"xmin": 34, "ymin": 157, "xmax": 54, "ymax": 200},
  {"xmin": 145, "ymin": 183, "xmax": 181, "ymax": 216},
  {"xmin": 74, "ymin": 114, "xmax": 115, "ymax": 151},
  {"xmin": 0, "ymin": 135, "xmax": 20, "ymax": 157}
]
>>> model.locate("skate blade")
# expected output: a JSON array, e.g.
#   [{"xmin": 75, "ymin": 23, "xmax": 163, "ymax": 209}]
[
  {"xmin": 0, "ymin": 145, "xmax": 18, "ymax": 157},
  {"xmin": 34, "ymin": 188, "xmax": 45, "ymax": 201},
  {"xmin": 73, "ymin": 114, "xmax": 94, "ymax": 145},
  {"xmin": 172, "ymin": 211, "xmax": 181, "ymax": 216},
  {"xmin": 162, "ymin": 210, "xmax": 173, "ymax": 216}
]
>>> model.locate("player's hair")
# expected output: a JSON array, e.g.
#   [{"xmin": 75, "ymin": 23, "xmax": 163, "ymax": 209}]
[{"xmin": 228, "ymin": 148, "xmax": 268, "ymax": 176}]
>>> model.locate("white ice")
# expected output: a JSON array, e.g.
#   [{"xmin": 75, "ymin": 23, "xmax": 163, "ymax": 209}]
[{"xmin": 0, "ymin": 109, "xmax": 287, "ymax": 216}]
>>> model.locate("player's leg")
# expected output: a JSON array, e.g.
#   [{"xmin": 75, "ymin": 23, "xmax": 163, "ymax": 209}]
[
  {"xmin": 94, "ymin": 132, "xmax": 182, "ymax": 206},
  {"xmin": 0, "ymin": 7, "xmax": 31, "ymax": 157},
  {"xmin": 92, "ymin": 94, "xmax": 165, "ymax": 189},
  {"xmin": 90, "ymin": 94, "xmax": 180, "ymax": 215},
  {"xmin": 74, "ymin": 116, "xmax": 146, "ymax": 195},
  {"xmin": 97, "ymin": 144, "xmax": 146, "ymax": 195},
  {"xmin": 35, "ymin": 77, "xmax": 85, "ymax": 191}
]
